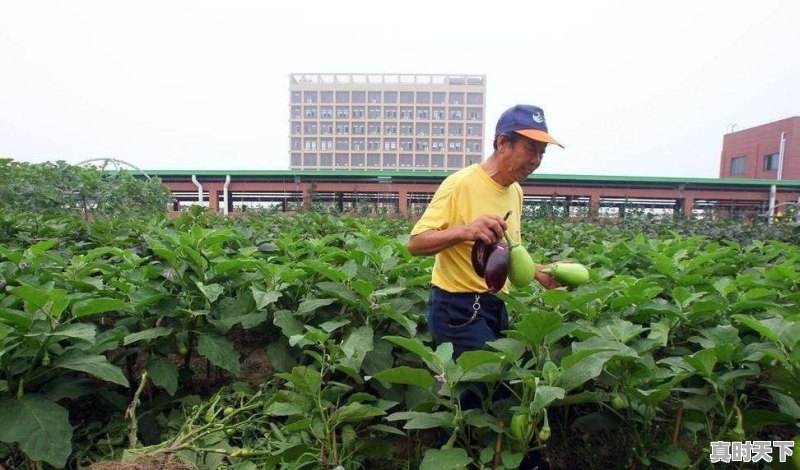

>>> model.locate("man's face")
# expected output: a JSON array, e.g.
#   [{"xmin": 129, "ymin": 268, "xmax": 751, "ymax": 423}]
[{"xmin": 505, "ymin": 134, "xmax": 547, "ymax": 182}]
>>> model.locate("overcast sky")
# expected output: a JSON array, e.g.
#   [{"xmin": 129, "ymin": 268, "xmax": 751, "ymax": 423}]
[{"xmin": 1, "ymin": 0, "xmax": 797, "ymax": 177}]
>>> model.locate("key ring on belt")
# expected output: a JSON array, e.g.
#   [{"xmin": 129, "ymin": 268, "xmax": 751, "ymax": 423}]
[{"xmin": 452, "ymin": 294, "xmax": 481, "ymax": 329}]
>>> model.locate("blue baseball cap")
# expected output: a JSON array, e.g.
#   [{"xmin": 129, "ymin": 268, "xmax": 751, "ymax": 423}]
[{"xmin": 495, "ymin": 104, "xmax": 563, "ymax": 148}]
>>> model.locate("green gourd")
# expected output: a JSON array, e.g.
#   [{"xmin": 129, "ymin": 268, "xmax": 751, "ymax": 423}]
[
  {"xmin": 503, "ymin": 229, "xmax": 536, "ymax": 287},
  {"xmin": 541, "ymin": 261, "xmax": 590, "ymax": 287}
]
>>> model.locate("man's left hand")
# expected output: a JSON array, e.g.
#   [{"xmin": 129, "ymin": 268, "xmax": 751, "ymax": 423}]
[{"xmin": 534, "ymin": 264, "xmax": 561, "ymax": 289}]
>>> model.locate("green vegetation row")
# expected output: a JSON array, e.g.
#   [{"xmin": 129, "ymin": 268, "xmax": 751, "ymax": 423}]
[{"xmin": 0, "ymin": 209, "xmax": 798, "ymax": 469}]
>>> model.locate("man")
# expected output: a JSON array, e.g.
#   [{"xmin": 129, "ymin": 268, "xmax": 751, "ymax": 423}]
[{"xmin": 407, "ymin": 104, "xmax": 562, "ymax": 358}]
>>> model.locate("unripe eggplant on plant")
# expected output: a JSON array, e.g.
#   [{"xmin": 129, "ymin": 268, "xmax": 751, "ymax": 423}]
[{"xmin": 540, "ymin": 261, "xmax": 590, "ymax": 288}]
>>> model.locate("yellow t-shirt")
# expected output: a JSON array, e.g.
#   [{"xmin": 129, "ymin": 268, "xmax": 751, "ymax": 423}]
[{"xmin": 411, "ymin": 164, "xmax": 523, "ymax": 293}]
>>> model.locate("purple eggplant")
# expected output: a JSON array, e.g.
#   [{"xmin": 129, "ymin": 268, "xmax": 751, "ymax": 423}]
[
  {"xmin": 471, "ymin": 239, "xmax": 493, "ymax": 277},
  {"xmin": 483, "ymin": 243, "xmax": 510, "ymax": 293}
]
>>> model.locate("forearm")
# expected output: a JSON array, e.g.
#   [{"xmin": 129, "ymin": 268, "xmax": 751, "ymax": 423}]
[{"xmin": 407, "ymin": 227, "xmax": 468, "ymax": 256}]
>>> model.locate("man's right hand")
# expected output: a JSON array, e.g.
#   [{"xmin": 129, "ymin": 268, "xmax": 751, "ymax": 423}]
[{"xmin": 462, "ymin": 214, "xmax": 508, "ymax": 245}]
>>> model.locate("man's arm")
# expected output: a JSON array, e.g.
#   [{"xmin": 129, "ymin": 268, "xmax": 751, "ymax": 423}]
[{"xmin": 407, "ymin": 214, "xmax": 508, "ymax": 257}]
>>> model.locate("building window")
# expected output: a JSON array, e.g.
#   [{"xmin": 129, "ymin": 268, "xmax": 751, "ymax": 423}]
[
  {"xmin": 319, "ymin": 153, "xmax": 333, "ymax": 167},
  {"xmin": 303, "ymin": 91, "xmax": 318, "ymax": 103},
  {"xmin": 335, "ymin": 154, "xmax": 349, "ymax": 167},
  {"xmin": 447, "ymin": 154, "xmax": 463, "ymax": 168},
  {"xmin": 763, "ymin": 153, "xmax": 779, "ymax": 171},
  {"xmin": 730, "ymin": 156, "xmax": 746, "ymax": 175},
  {"xmin": 320, "ymin": 91, "xmax": 334, "ymax": 103},
  {"xmin": 291, "ymin": 153, "xmax": 301, "ymax": 166},
  {"xmin": 336, "ymin": 91, "xmax": 349, "ymax": 103},
  {"xmin": 367, "ymin": 154, "xmax": 380, "ymax": 167},
  {"xmin": 352, "ymin": 91, "xmax": 366, "ymax": 103},
  {"xmin": 384, "ymin": 91, "xmax": 397, "ymax": 103},
  {"xmin": 303, "ymin": 154, "xmax": 317, "ymax": 166},
  {"xmin": 383, "ymin": 154, "xmax": 397, "ymax": 167}
]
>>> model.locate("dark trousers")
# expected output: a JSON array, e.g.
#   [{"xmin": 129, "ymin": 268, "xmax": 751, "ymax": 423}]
[
  {"xmin": 426, "ymin": 285, "xmax": 508, "ymax": 359},
  {"xmin": 426, "ymin": 286, "xmax": 549, "ymax": 470}
]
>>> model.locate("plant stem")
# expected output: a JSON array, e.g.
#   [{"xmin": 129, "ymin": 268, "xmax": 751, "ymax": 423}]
[{"xmin": 125, "ymin": 371, "xmax": 149, "ymax": 448}]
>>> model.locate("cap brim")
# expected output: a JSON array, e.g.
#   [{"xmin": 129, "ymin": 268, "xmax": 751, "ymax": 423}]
[{"xmin": 515, "ymin": 129, "xmax": 564, "ymax": 148}]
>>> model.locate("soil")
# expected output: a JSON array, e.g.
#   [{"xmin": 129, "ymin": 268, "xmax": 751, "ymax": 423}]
[{"xmin": 88, "ymin": 453, "xmax": 195, "ymax": 470}]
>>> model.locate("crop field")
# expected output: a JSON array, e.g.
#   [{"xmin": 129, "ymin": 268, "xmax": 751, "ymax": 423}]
[{"xmin": 0, "ymin": 206, "xmax": 799, "ymax": 469}]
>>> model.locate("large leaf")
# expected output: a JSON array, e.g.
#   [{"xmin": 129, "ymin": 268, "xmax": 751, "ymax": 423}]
[
  {"xmin": 197, "ymin": 333, "xmax": 241, "ymax": 374},
  {"xmin": 532, "ymin": 385, "xmax": 566, "ymax": 414},
  {"xmin": 250, "ymin": 286, "xmax": 281, "ymax": 309},
  {"xmin": 296, "ymin": 298, "xmax": 336, "ymax": 316},
  {"xmin": 123, "ymin": 327, "xmax": 173, "ymax": 345},
  {"xmin": 196, "ymin": 282, "xmax": 224, "ymax": 303},
  {"xmin": 331, "ymin": 402, "xmax": 385, "ymax": 424},
  {"xmin": 72, "ymin": 297, "xmax": 128, "ymax": 318},
  {"xmin": 510, "ymin": 310, "xmax": 562, "ymax": 346},
  {"xmin": 384, "ymin": 335, "xmax": 434, "ymax": 362},
  {"xmin": 386, "ymin": 411, "xmax": 454, "ymax": 430},
  {"xmin": 0, "ymin": 395, "xmax": 73, "ymax": 468},
  {"xmin": 558, "ymin": 351, "xmax": 615, "ymax": 392},
  {"xmin": 148, "ymin": 357, "xmax": 179, "ymax": 396},
  {"xmin": 419, "ymin": 448, "xmax": 472, "ymax": 470},
  {"xmin": 373, "ymin": 366, "xmax": 434, "ymax": 390},
  {"xmin": 54, "ymin": 349, "xmax": 129, "ymax": 386}
]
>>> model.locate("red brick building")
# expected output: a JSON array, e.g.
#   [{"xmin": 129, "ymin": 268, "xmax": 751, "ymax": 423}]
[{"xmin": 720, "ymin": 117, "xmax": 800, "ymax": 180}]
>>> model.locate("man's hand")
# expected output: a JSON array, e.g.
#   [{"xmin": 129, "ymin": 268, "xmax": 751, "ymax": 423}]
[
  {"xmin": 534, "ymin": 264, "xmax": 562, "ymax": 289},
  {"xmin": 462, "ymin": 214, "xmax": 508, "ymax": 245}
]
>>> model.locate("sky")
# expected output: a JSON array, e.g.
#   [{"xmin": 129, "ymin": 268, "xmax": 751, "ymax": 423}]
[{"xmin": 1, "ymin": 0, "xmax": 798, "ymax": 178}]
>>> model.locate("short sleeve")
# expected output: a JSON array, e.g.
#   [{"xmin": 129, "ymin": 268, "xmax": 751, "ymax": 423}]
[{"xmin": 410, "ymin": 178, "xmax": 457, "ymax": 236}]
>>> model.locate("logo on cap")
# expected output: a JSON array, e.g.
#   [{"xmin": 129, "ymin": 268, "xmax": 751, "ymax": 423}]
[{"xmin": 532, "ymin": 112, "xmax": 544, "ymax": 124}]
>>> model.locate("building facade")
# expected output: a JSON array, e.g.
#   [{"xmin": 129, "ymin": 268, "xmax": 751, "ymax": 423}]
[
  {"xmin": 289, "ymin": 73, "xmax": 486, "ymax": 171},
  {"xmin": 720, "ymin": 116, "xmax": 800, "ymax": 180}
]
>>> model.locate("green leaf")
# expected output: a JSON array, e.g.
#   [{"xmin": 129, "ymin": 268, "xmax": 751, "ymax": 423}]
[
  {"xmin": 511, "ymin": 310, "xmax": 562, "ymax": 346},
  {"xmin": 684, "ymin": 348, "xmax": 718, "ymax": 377},
  {"xmin": 384, "ymin": 335, "xmax": 434, "ymax": 362},
  {"xmin": 456, "ymin": 350, "xmax": 503, "ymax": 373},
  {"xmin": 367, "ymin": 423, "xmax": 406, "ymax": 437},
  {"xmin": 419, "ymin": 448, "xmax": 472, "ymax": 470},
  {"xmin": 386, "ymin": 411, "xmax": 454, "ymax": 430},
  {"xmin": 251, "ymin": 287, "xmax": 281, "ymax": 309},
  {"xmin": 123, "ymin": 327, "xmax": 173, "ymax": 345},
  {"xmin": 197, "ymin": 333, "xmax": 241, "ymax": 374},
  {"xmin": 0, "ymin": 395, "xmax": 73, "ymax": 468},
  {"xmin": 273, "ymin": 309, "xmax": 304, "ymax": 338},
  {"xmin": 558, "ymin": 351, "xmax": 615, "ymax": 391},
  {"xmin": 196, "ymin": 282, "xmax": 224, "ymax": 303},
  {"xmin": 372, "ymin": 366, "xmax": 434, "ymax": 390},
  {"xmin": 331, "ymin": 402, "xmax": 385, "ymax": 424},
  {"xmin": 653, "ymin": 445, "xmax": 690, "ymax": 468},
  {"xmin": 72, "ymin": 297, "xmax": 128, "ymax": 318},
  {"xmin": 0, "ymin": 307, "xmax": 32, "ymax": 329},
  {"xmin": 148, "ymin": 357, "xmax": 178, "ymax": 396},
  {"xmin": 51, "ymin": 323, "xmax": 96, "ymax": 343},
  {"xmin": 532, "ymin": 386, "xmax": 566, "ymax": 414},
  {"xmin": 54, "ymin": 349, "xmax": 129, "ymax": 386},
  {"xmin": 265, "ymin": 340, "xmax": 297, "ymax": 373},
  {"xmin": 297, "ymin": 298, "xmax": 335, "ymax": 316},
  {"xmin": 319, "ymin": 318, "xmax": 350, "ymax": 333}
]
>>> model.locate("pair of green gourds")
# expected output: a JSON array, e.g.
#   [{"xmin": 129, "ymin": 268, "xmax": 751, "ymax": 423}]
[{"xmin": 503, "ymin": 230, "xmax": 590, "ymax": 289}]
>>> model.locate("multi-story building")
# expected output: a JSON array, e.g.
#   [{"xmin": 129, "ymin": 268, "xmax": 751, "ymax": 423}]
[
  {"xmin": 720, "ymin": 116, "xmax": 800, "ymax": 180},
  {"xmin": 289, "ymin": 73, "xmax": 486, "ymax": 171}
]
